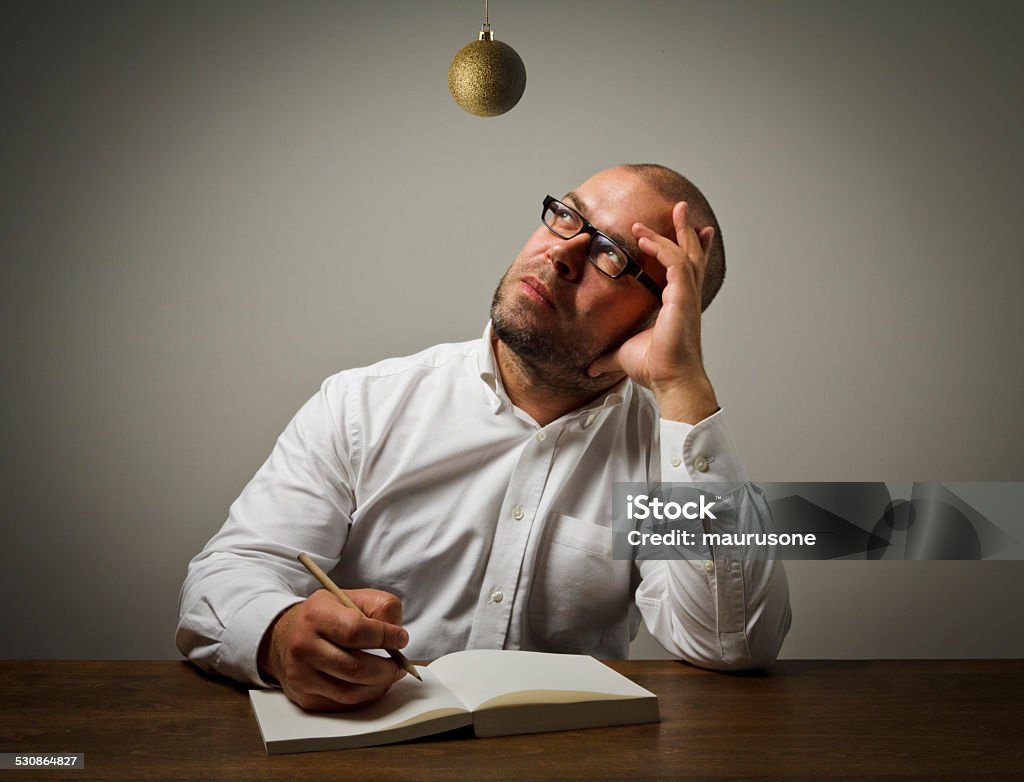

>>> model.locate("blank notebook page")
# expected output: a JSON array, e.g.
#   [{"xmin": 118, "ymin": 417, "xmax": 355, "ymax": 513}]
[{"xmin": 427, "ymin": 650, "xmax": 654, "ymax": 711}]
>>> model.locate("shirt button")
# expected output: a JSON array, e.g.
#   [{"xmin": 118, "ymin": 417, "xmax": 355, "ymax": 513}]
[
  {"xmin": 694, "ymin": 456, "xmax": 710, "ymax": 472},
  {"xmin": 670, "ymin": 454, "xmax": 682, "ymax": 468},
  {"xmin": 536, "ymin": 431, "xmax": 547, "ymax": 442},
  {"xmin": 703, "ymin": 560, "xmax": 715, "ymax": 573},
  {"xmin": 583, "ymin": 414, "xmax": 596, "ymax": 428},
  {"xmin": 491, "ymin": 590, "xmax": 504, "ymax": 603},
  {"xmin": 512, "ymin": 505, "xmax": 524, "ymax": 520}
]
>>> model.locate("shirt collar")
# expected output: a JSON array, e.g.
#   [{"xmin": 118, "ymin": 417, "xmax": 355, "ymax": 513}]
[{"xmin": 477, "ymin": 321, "xmax": 504, "ymax": 410}]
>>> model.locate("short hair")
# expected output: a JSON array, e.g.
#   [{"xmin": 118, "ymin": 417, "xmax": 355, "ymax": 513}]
[{"xmin": 621, "ymin": 163, "xmax": 725, "ymax": 311}]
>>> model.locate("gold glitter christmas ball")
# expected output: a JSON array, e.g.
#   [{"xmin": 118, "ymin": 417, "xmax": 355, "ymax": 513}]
[{"xmin": 448, "ymin": 31, "xmax": 526, "ymax": 117}]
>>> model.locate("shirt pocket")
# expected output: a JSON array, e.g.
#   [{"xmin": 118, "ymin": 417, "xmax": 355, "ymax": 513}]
[{"xmin": 526, "ymin": 512, "xmax": 632, "ymax": 653}]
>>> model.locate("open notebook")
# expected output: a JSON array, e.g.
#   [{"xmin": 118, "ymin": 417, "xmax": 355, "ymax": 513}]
[{"xmin": 249, "ymin": 649, "xmax": 659, "ymax": 754}]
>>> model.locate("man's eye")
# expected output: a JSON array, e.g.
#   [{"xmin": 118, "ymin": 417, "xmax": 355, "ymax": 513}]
[
  {"xmin": 556, "ymin": 208, "xmax": 574, "ymax": 222},
  {"xmin": 602, "ymin": 247, "xmax": 627, "ymax": 269}
]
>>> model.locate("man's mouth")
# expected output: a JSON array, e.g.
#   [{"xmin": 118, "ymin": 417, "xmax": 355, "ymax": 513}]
[{"xmin": 519, "ymin": 275, "xmax": 554, "ymax": 309}]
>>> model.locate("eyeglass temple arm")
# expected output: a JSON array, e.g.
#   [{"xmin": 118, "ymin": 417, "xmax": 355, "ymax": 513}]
[{"xmin": 634, "ymin": 269, "xmax": 665, "ymax": 300}]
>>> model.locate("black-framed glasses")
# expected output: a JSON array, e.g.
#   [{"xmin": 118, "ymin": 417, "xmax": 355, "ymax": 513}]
[{"xmin": 541, "ymin": 195, "xmax": 664, "ymax": 299}]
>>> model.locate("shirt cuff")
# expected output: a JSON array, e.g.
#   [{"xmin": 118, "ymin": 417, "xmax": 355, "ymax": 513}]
[
  {"xmin": 217, "ymin": 592, "xmax": 305, "ymax": 688},
  {"xmin": 659, "ymin": 408, "xmax": 749, "ymax": 483}
]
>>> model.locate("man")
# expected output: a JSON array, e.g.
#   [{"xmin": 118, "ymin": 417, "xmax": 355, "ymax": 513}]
[{"xmin": 176, "ymin": 164, "xmax": 792, "ymax": 711}]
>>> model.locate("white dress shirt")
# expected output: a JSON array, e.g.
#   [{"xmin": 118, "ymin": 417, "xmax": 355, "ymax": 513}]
[{"xmin": 176, "ymin": 324, "xmax": 791, "ymax": 686}]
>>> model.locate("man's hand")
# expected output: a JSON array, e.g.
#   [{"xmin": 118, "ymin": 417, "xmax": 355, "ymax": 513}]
[
  {"xmin": 588, "ymin": 201, "xmax": 720, "ymax": 424},
  {"xmin": 257, "ymin": 588, "xmax": 409, "ymax": 711}
]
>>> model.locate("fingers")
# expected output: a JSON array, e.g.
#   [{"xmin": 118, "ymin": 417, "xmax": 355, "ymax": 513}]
[
  {"xmin": 632, "ymin": 202, "xmax": 712, "ymax": 271},
  {"xmin": 345, "ymin": 587, "xmax": 404, "ymax": 626},
  {"xmin": 698, "ymin": 225, "xmax": 714, "ymax": 256},
  {"xmin": 307, "ymin": 590, "xmax": 409, "ymax": 651},
  {"xmin": 320, "ymin": 610, "xmax": 409, "ymax": 652},
  {"xmin": 286, "ymin": 669, "xmax": 398, "ymax": 712},
  {"xmin": 672, "ymin": 202, "xmax": 705, "ymax": 261},
  {"xmin": 311, "ymin": 637, "xmax": 408, "ymax": 687},
  {"xmin": 306, "ymin": 672, "xmax": 395, "ymax": 712}
]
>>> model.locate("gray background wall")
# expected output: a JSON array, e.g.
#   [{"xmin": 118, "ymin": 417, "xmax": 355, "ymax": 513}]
[{"xmin": 2, "ymin": 0, "xmax": 1022, "ymax": 661}]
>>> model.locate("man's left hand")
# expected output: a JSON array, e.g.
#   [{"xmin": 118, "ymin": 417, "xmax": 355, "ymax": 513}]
[{"xmin": 586, "ymin": 201, "xmax": 720, "ymax": 424}]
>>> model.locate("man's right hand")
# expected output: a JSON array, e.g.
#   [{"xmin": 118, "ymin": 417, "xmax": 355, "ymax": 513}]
[{"xmin": 257, "ymin": 588, "xmax": 409, "ymax": 711}]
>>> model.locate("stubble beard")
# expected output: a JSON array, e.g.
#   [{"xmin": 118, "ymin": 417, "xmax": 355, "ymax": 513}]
[{"xmin": 489, "ymin": 268, "xmax": 651, "ymax": 397}]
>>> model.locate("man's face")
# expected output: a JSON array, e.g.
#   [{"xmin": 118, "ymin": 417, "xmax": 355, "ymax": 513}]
[{"xmin": 491, "ymin": 167, "xmax": 674, "ymax": 388}]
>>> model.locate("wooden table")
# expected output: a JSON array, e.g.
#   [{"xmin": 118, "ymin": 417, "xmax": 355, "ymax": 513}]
[{"xmin": 1, "ymin": 660, "xmax": 1022, "ymax": 780}]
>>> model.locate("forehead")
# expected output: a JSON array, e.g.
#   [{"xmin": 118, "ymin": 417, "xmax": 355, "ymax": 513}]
[{"xmin": 565, "ymin": 169, "xmax": 673, "ymax": 239}]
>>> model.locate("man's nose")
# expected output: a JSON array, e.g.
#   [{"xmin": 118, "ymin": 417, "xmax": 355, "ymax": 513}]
[{"xmin": 546, "ymin": 233, "xmax": 590, "ymax": 282}]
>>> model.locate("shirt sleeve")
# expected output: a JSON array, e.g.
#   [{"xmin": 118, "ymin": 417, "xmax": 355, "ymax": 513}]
[
  {"xmin": 635, "ymin": 409, "xmax": 793, "ymax": 670},
  {"xmin": 175, "ymin": 376, "xmax": 356, "ymax": 686}
]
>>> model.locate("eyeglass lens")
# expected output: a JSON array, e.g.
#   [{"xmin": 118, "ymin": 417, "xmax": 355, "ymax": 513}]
[{"xmin": 542, "ymin": 200, "xmax": 630, "ymax": 278}]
